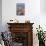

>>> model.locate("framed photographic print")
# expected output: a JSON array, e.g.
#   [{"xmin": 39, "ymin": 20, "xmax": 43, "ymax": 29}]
[{"xmin": 16, "ymin": 3, "xmax": 25, "ymax": 15}]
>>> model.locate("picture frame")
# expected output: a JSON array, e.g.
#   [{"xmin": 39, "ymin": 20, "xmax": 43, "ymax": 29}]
[{"xmin": 16, "ymin": 3, "xmax": 25, "ymax": 15}]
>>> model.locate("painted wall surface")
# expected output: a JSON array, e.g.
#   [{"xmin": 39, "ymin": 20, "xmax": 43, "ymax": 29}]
[
  {"xmin": 2, "ymin": 0, "xmax": 40, "ymax": 31},
  {"xmin": 2, "ymin": 0, "xmax": 46, "ymax": 46},
  {"xmin": 40, "ymin": 0, "xmax": 46, "ymax": 13},
  {"xmin": 0, "ymin": 0, "xmax": 2, "ymax": 32}
]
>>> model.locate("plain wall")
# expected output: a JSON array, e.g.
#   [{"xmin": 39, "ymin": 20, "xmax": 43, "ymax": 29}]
[{"xmin": 0, "ymin": 0, "xmax": 2, "ymax": 32}]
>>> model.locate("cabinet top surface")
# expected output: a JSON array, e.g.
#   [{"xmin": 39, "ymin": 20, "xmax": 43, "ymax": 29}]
[{"xmin": 7, "ymin": 23, "xmax": 34, "ymax": 25}]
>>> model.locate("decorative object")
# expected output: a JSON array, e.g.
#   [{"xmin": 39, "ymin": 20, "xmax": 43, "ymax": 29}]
[
  {"xmin": 10, "ymin": 20, "xmax": 13, "ymax": 21},
  {"xmin": 36, "ymin": 25, "xmax": 45, "ymax": 46},
  {"xmin": 9, "ymin": 19, "xmax": 19, "ymax": 23},
  {"xmin": 25, "ymin": 20, "xmax": 30, "ymax": 23},
  {"xmin": 0, "ymin": 32, "xmax": 5, "ymax": 46},
  {"xmin": 1, "ymin": 31, "xmax": 12, "ymax": 46},
  {"xmin": 16, "ymin": 3, "xmax": 25, "ymax": 15}
]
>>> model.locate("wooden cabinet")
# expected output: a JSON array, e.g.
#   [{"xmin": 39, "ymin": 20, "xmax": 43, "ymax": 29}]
[{"xmin": 7, "ymin": 23, "xmax": 34, "ymax": 46}]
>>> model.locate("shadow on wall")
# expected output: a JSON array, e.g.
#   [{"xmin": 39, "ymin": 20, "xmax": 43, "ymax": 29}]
[{"xmin": 0, "ymin": 0, "xmax": 2, "ymax": 32}]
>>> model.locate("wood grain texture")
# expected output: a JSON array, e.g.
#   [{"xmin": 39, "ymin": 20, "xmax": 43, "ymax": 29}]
[{"xmin": 7, "ymin": 23, "xmax": 34, "ymax": 46}]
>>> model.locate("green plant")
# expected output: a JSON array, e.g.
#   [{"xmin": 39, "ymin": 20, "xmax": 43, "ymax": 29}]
[{"xmin": 36, "ymin": 25, "xmax": 45, "ymax": 42}]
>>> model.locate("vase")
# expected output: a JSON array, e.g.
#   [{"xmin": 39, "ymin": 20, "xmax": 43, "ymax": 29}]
[{"xmin": 39, "ymin": 40, "xmax": 45, "ymax": 46}]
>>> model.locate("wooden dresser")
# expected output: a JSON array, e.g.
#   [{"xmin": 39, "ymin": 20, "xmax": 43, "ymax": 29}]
[{"xmin": 7, "ymin": 23, "xmax": 34, "ymax": 46}]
